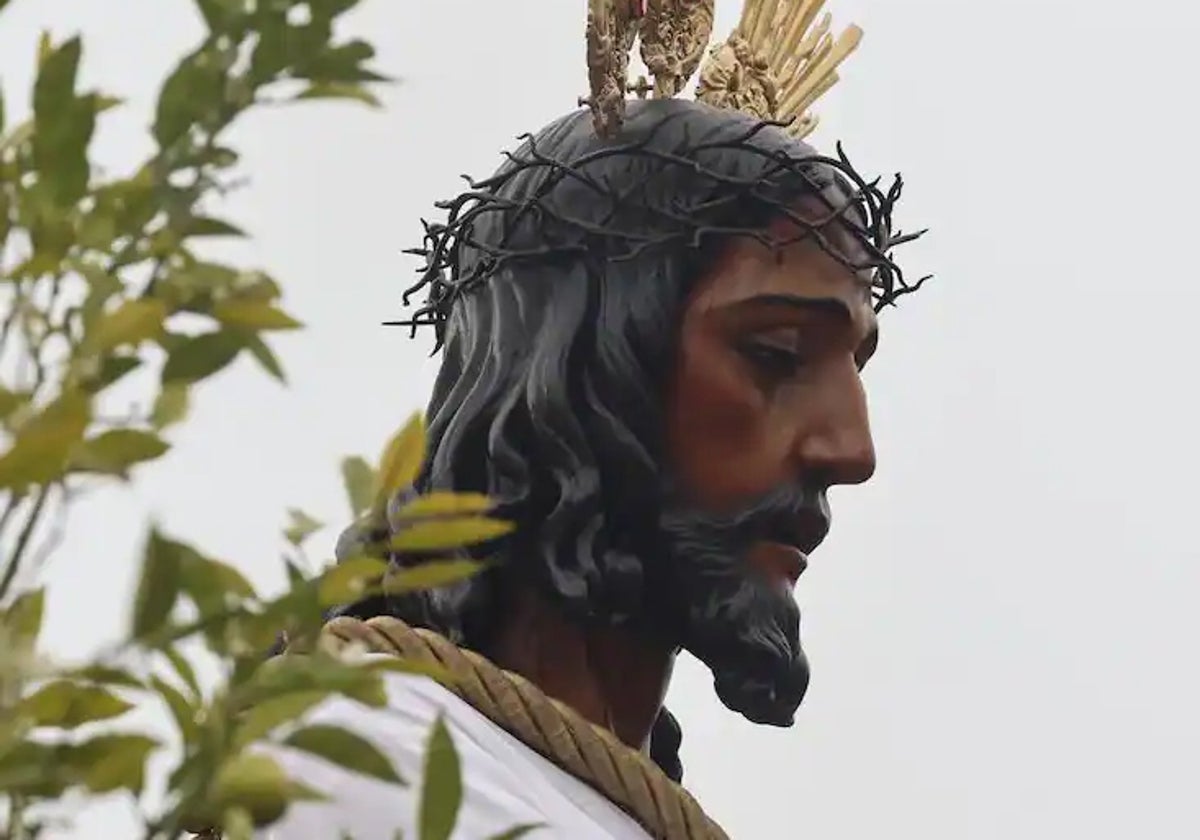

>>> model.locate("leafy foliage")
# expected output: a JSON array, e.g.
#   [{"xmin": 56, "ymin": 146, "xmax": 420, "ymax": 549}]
[{"xmin": 0, "ymin": 2, "xmax": 533, "ymax": 837}]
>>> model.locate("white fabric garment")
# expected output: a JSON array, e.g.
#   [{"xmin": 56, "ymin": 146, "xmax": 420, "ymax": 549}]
[{"xmin": 257, "ymin": 658, "xmax": 651, "ymax": 839}]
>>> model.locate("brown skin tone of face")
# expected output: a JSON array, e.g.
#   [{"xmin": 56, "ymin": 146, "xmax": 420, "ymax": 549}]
[{"xmin": 492, "ymin": 218, "xmax": 879, "ymax": 752}]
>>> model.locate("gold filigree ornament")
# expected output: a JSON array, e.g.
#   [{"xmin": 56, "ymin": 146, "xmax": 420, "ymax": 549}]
[{"xmin": 583, "ymin": 0, "xmax": 862, "ymax": 140}]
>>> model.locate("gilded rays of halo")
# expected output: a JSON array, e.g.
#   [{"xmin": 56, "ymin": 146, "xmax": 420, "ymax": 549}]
[{"xmin": 584, "ymin": 0, "xmax": 863, "ymax": 139}]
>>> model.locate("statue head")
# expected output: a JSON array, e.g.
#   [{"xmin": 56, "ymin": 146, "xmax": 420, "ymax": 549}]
[{"xmin": 342, "ymin": 97, "xmax": 923, "ymax": 776}]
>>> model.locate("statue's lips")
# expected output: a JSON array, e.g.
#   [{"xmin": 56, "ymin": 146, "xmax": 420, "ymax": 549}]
[{"xmin": 747, "ymin": 542, "xmax": 809, "ymax": 590}]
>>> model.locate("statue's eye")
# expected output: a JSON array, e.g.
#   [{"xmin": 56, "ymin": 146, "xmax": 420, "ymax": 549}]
[{"xmin": 737, "ymin": 341, "xmax": 805, "ymax": 380}]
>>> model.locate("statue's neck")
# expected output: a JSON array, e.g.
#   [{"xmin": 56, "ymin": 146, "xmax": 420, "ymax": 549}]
[{"xmin": 489, "ymin": 588, "xmax": 676, "ymax": 752}]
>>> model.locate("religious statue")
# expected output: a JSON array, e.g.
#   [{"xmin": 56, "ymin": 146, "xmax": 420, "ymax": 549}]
[{"xmin": 264, "ymin": 0, "xmax": 926, "ymax": 836}]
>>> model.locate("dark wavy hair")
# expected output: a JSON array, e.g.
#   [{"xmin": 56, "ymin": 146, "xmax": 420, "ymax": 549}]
[{"xmin": 338, "ymin": 98, "xmax": 923, "ymax": 781}]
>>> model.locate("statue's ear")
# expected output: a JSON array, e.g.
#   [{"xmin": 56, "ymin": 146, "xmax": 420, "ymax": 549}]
[{"xmin": 650, "ymin": 705, "xmax": 684, "ymax": 783}]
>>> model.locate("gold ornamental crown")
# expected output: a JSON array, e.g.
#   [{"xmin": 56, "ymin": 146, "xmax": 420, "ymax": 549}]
[{"xmin": 584, "ymin": 0, "xmax": 863, "ymax": 138}]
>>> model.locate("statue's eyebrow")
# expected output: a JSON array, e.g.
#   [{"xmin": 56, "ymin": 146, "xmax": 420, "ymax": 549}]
[{"xmin": 731, "ymin": 293, "xmax": 852, "ymax": 321}]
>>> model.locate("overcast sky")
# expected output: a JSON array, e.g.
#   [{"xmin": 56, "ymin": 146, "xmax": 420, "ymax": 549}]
[{"xmin": 3, "ymin": 0, "xmax": 1199, "ymax": 837}]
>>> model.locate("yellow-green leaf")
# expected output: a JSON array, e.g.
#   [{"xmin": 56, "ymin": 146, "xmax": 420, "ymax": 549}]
[
  {"xmin": 340, "ymin": 456, "xmax": 376, "ymax": 518},
  {"xmin": 395, "ymin": 492, "xmax": 494, "ymax": 521},
  {"xmin": 14, "ymin": 680, "xmax": 132, "ymax": 729},
  {"xmin": 36, "ymin": 31, "xmax": 53, "ymax": 66},
  {"xmin": 283, "ymin": 508, "xmax": 323, "ymax": 547},
  {"xmin": 151, "ymin": 674, "xmax": 199, "ymax": 743},
  {"xmin": 239, "ymin": 656, "xmax": 387, "ymax": 709},
  {"xmin": 131, "ymin": 529, "xmax": 184, "ymax": 639},
  {"xmin": 0, "ymin": 386, "xmax": 27, "ymax": 422},
  {"xmin": 0, "ymin": 393, "xmax": 91, "ymax": 489},
  {"xmin": 294, "ymin": 82, "xmax": 381, "ymax": 108},
  {"xmin": 418, "ymin": 716, "xmax": 462, "ymax": 840},
  {"xmin": 180, "ymin": 552, "xmax": 257, "ymax": 614},
  {"xmin": 385, "ymin": 560, "xmax": 485, "ymax": 595},
  {"xmin": 234, "ymin": 690, "xmax": 328, "ymax": 748},
  {"xmin": 214, "ymin": 300, "xmax": 303, "ymax": 331},
  {"xmin": 1, "ymin": 588, "xmax": 45, "ymax": 646},
  {"xmin": 185, "ymin": 216, "xmax": 246, "ymax": 238},
  {"xmin": 89, "ymin": 299, "xmax": 167, "ymax": 351},
  {"xmin": 63, "ymin": 733, "xmax": 158, "ymax": 794},
  {"xmin": 284, "ymin": 724, "xmax": 405, "ymax": 785},
  {"xmin": 485, "ymin": 825, "xmax": 545, "ymax": 840},
  {"xmin": 373, "ymin": 414, "xmax": 425, "ymax": 509},
  {"xmin": 390, "ymin": 518, "xmax": 514, "ymax": 553},
  {"xmin": 163, "ymin": 646, "xmax": 201, "ymax": 697},
  {"xmin": 161, "ymin": 331, "xmax": 243, "ymax": 383},
  {"xmin": 151, "ymin": 384, "xmax": 190, "ymax": 429},
  {"xmin": 243, "ymin": 333, "xmax": 286, "ymax": 382},
  {"xmin": 71, "ymin": 429, "xmax": 169, "ymax": 475},
  {"xmin": 317, "ymin": 557, "xmax": 389, "ymax": 607},
  {"xmin": 68, "ymin": 663, "xmax": 143, "ymax": 689}
]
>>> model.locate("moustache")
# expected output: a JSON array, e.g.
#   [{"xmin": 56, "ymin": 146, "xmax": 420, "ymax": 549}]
[{"xmin": 659, "ymin": 480, "xmax": 831, "ymax": 556}]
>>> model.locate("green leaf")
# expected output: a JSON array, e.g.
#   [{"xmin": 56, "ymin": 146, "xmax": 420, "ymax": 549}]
[
  {"xmin": 396, "ymin": 492, "xmax": 494, "ymax": 520},
  {"xmin": 14, "ymin": 680, "xmax": 133, "ymax": 729},
  {"xmin": 390, "ymin": 518, "xmax": 514, "ymax": 553},
  {"xmin": 0, "ymin": 386, "xmax": 25, "ymax": 422},
  {"xmin": 317, "ymin": 556, "xmax": 389, "ymax": 607},
  {"xmin": 1, "ymin": 588, "xmax": 45, "ymax": 646},
  {"xmin": 131, "ymin": 529, "xmax": 184, "ymax": 638},
  {"xmin": 485, "ymin": 825, "xmax": 545, "ymax": 840},
  {"xmin": 179, "ymin": 551, "xmax": 257, "ymax": 615},
  {"xmin": 32, "ymin": 37, "xmax": 94, "ymax": 205},
  {"xmin": 0, "ymin": 393, "xmax": 91, "ymax": 489},
  {"xmin": 284, "ymin": 723, "xmax": 405, "ymax": 785},
  {"xmin": 62, "ymin": 733, "xmax": 158, "ymax": 794},
  {"xmin": 385, "ymin": 560, "xmax": 485, "ymax": 596},
  {"xmin": 151, "ymin": 384, "xmax": 190, "ymax": 429},
  {"xmin": 184, "ymin": 215, "xmax": 246, "ymax": 237},
  {"xmin": 82, "ymin": 354, "xmax": 142, "ymax": 394},
  {"xmin": 418, "ymin": 716, "xmax": 462, "ymax": 840},
  {"xmin": 283, "ymin": 508, "xmax": 323, "ymax": 547},
  {"xmin": 374, "ymin": 414, "xmax": 425, "ymax": 508},
  {"xmin": 214, "ymin": 300, "xmax": 303, "ymax": 331},
  {"xmin": 0, "ymin": 741, "xmax": 65, "ymax": 796},
  {"xmin": 68, "ymin": 663, "xmax": 143, "ymax": 689},
  {"xmin": 154, "ymin": 48, "xmax": 226, "ymax": 147},
  {"xmin": 163, "ymin": 645, "xmax": 202, "ymax": 697},
  {"xmin": 239, "ymin": 655, "xmax": 387, "ymax": 709},
  {"xmin": 340, "ymin": 456, "xmax": 376, "ymax": 518},
  {"xmin": 161, "ymin": 331, "xmax": 243, "ymax": 383},
  {"xmin": 296, "ymin": 39, "xmax": 390, "ymax": 84},
  {"xmin": 36, "ymin": 30, "xmax": 51, "ymax": 65},
  {"xmin": 294, "ymin": 82, "xmax": 381, "ymax": 108},
  {"xmin": 234, "ymin": 690, "xmax": 328, "ymax": 747},
  {"xmin": 89, "ymin": 299, "xmax": 168, "ymax": 351},
  {"xmin": 151, "ymin": 674, "xmax": 199, "ymax": 743},
  {"xmin": 71, "ymin": 429, "xmax": 170, "ymax": 475},
  {"xmin": 194, "ymin": 0, "xmax": 242, "ymax": 33},
  {"xmin": 242, "ymin": 333, "xmax": 286, "ymax": 382}
]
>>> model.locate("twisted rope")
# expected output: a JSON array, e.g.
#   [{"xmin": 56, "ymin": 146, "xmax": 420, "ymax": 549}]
[{"xmin": 321, "ymin": 615, "xmax": 728, "ymax": 840}]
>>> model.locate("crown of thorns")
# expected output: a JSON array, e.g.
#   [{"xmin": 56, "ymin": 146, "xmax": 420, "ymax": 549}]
[{"xmin": 388, "ymin": 119, "xmax": 928, "ymax": 348}]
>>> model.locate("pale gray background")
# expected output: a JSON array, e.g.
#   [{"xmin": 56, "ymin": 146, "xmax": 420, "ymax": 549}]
[{"xmin": 2, "ymin": 0, "xmax": 1199, "ymax": 837}]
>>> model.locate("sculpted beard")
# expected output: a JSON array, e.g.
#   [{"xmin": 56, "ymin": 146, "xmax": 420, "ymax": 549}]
[{"xmin": 657, "ymin": 482, "xmax": 824, "ymax": 726}]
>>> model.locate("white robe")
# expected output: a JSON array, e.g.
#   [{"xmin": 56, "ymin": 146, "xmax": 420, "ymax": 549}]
[{"xmin": 257, "ymin": 664, "xmax": 651, "ymax": 839}]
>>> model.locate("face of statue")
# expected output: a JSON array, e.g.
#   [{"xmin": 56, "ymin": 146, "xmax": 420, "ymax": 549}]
[{"xmin": 659, "ymin": 215, "xmax": 879, "ymax": 725}]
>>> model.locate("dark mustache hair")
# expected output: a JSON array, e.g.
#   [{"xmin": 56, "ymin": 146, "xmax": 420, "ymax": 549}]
[{"xmin": 658, "ymin": 479, "xmax": 831, "ymax": 557}]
